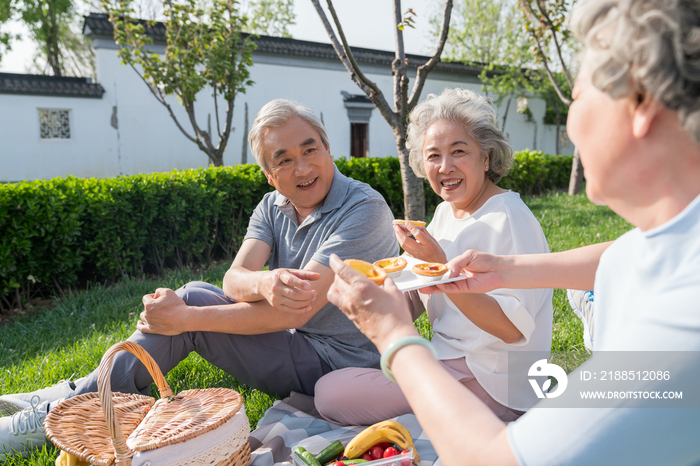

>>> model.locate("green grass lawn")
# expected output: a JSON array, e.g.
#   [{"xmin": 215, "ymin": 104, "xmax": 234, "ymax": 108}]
[{"xmin": 0, "ymin": 191, "xmax": 631, "ymax": 465}]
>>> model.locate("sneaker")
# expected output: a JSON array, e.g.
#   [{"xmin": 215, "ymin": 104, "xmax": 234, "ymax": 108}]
[
  {"xmin": 0, "ymin": 379, "xmax": 78, "ymax": 417},
  {"xmin": 567, "ymin": 289, "xmax": 594, "ymax": 351},
  {"xmin": 0, "ymin": 397, "xmax": 49, "ymax": 459}
]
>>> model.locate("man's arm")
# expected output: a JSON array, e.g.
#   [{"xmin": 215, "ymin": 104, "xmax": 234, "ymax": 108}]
[
  {"xmin": 137, "ymin": 258, "xmax": 335, "ymax": 336},
  {"xmin": 222, "ymin": 238, "xmax": 320, "ymax": 312}
]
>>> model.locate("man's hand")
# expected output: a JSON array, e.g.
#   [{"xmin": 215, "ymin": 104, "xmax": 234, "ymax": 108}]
[
  {"xmin": 394, "ymin": 223, "xmax": 447, "ymax": 264},
  {"xmin": 260, "ymin": 268, "xmax": 320, "ymax": 313},
  {"xmin": 420, "ymin": 249, "xmax": 505, "ymax": 295},
  {"xmin": 138, "ymin": 288, "xmax": 189, "ymax": 336},
  {"xmin": 327, "ymin": 254, "xmax": 418, "ymax": 353}
]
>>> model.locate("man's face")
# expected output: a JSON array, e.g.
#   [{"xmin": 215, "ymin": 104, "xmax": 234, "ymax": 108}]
[{"xmin": 260, "ymin": 116, "xmax": 335, "ymax": 220}]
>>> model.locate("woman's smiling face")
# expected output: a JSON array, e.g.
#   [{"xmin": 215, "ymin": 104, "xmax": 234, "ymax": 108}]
[{"xmin": 422, "ymin": 119, "xmax": 491, "ymax": 216}]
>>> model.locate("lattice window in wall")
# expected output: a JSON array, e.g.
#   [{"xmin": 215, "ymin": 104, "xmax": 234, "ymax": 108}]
[{"xmin": 39, "ymin": 109, "xmax": 71, "ymax": 139}]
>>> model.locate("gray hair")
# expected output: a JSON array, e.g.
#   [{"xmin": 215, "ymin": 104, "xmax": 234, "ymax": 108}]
[
  {"xmin": 248, "ymin": 99, "xmax": 330, "ymax": 171},
  {"xmin": 406, "ymin": 88, "xmax": 514, "ymax": 183},
  {"xmin": 571, "ymin": 0, "xmax": 700, "ymax": 143}
]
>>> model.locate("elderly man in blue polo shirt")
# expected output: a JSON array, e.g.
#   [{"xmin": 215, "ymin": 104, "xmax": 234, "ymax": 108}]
[{"xmin": 0, "ymin": 99, "xmax": 399, "ymax": 456}]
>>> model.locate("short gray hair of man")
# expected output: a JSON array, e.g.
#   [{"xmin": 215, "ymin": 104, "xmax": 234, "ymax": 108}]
[
  {"xmin": 406, "ymin": 88, "xmax": 513, "ymax": 183},
  {"xmin": 571, "ymin": 0, "xmax": 700, "ymax": 143},
  {"xmin": 248, "ymin": 99, "xmax": 330, "ymax": 171}
]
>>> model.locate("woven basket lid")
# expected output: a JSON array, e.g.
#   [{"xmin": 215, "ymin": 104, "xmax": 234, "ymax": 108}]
[
  {"xmin": 45, "ymin": 342, "xmax": 249, "ymax": 466},
  {"xmin": 126, "ymin": 387, "xmax": 243, "ymax": 451},
  {"xmin": 45, "ymin": 392, "xmax": 154, "ymax": 466}
]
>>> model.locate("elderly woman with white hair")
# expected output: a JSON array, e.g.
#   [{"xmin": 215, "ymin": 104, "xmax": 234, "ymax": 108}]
[
  {"xmin": 314, "ymin": 87, "xmax": 554, "ymax": 425},
  {"xmin": 326, "ymin": 0, "xmax": 700, "ymax": 465}
]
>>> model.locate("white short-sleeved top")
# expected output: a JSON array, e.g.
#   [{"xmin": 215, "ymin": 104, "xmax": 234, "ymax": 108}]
[
  {"xmin": 422, "ymin": 191, "xmax": 554, "ymax": 410},
  {"xmin": 507, "ymin": 194, "xmax": 700, "ymax": 465}
]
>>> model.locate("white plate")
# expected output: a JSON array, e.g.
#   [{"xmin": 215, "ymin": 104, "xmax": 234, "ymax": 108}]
[{"xmin": 389, "ymin": 256, "xmax": 468, "ymax": 292}]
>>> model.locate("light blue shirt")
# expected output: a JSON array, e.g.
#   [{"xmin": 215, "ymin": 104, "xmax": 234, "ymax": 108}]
[{"xmin": 508, "ymin": 194, "xmax": 700, "ymax": 465}]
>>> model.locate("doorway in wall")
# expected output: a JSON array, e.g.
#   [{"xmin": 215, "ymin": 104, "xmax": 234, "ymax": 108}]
[{"xmin": 351, "ymin": 122, "xmax": 368, "ymax": 158}]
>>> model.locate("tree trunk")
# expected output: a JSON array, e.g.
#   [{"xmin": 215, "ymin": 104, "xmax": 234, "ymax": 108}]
[
  {"xmin": 241, "ymin": 102, "xmax": 249, "ymax": 164},
  {"xmin": 501, "ymin": 93, "xmax": 513, "ymax": 131},
  {"xmin": 568, "ymin": 147, "xmax": 584, "ymax": 195},
  {"xmin": 46, "ymin": 3, "xmax": 62, "ymax": 76},
  {"xmin": 210, "ymin": 153, "xmax": 224, "ymax": 167},
  {"xmin": 393, "ymin": 123, "xmax": 425, "ymax": 221},
  {"xmin": 554, "ymin": 103, "xmax": 560, "ymax": 155}
]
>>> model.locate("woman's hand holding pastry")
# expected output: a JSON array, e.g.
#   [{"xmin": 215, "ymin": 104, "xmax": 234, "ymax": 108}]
[
  {"xmin": 393, "ymin": 223, "xmax": 447, "ymax": 264},
  {"xmin": 327, "ymin": 254, "xmax": 418, "ymax": 353}
]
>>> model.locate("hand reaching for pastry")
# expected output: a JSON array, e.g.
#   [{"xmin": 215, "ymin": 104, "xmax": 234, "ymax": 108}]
[{"xmin": 393, "ymin": 222, "xmax": 447, "ymax": 264}]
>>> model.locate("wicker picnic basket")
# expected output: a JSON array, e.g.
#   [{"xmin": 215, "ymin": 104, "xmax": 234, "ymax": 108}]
[{"xmin": 44, "ymin": 341, "xmax": 251, "ymax": 466}]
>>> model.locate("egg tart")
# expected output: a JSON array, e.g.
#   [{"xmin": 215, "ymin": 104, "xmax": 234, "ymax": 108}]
[
  {"xmin": 373, "ymin": 257, "xmax": 408, "ymax": 278},
  {"xmin": 392, "ymin": 219, "xmax": 427, "ymax": 227},
  {"xmin": 344, "ymin": 259, "xmax": 387, "ymax": 286},
  {"xmin": 412, "ymin": 262, "xmax": 448, "ymax": 283}
]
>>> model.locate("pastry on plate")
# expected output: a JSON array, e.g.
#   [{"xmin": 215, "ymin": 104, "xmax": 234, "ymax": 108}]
[
  {"xmin": 412, "ymin": 262, "xmax": 448, "ymax": 283},
  {"xmin": 344, "ymin": 259, "xmax": 387, "ymax": 286},
  {"xmin": 373, "ymin": 257, "xmax": 408, "ymax": 278},
  {"xmin": 392, "ymin": 219, "xmax": 427, "ymax": 227}
]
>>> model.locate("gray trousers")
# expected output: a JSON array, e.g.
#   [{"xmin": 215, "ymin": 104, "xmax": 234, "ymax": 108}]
[{"xmin": 73, "ymin": 281, "xmax": 332, "ymax": 398}]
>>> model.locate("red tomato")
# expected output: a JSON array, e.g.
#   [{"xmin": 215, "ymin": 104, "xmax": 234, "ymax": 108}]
[
  {"xmin": 399, "ymin": 449, "xmax": 412, "ymax": 466},
  {"xmin": 383, "ymin": 447, "xmax": 400, "ymax": 458},
  {"xmin": 377, "ymin": 442, "xmax": 391, "ymax": 449},
  {"xmin": 332, "ymin": 462, "xmax": 344, "ymax": 466},
  {"xmin": 361, "ymin": 453, "xmax": 373, "ymax": 461},
  {"xmin": 370, "ymin": 445, "xmax": 385, "ymax": 460}
]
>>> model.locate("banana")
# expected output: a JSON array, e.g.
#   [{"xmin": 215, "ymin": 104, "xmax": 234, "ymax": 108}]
[
  {"xmin": 55, "ymin": 451, "xmax": 90, "ymax": 466},
  {"xmin": 344, "ymin": 422, "xmax": 421, "ymax": 465},
  {"xmin": 364, "ymin": 420, "xmax": 414, "ymax": 441}
]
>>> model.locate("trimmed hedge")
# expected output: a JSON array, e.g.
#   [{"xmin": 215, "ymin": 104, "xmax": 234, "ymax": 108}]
[{"xmin": 0, "ymin": 151, "xmax": 572, "ymax": 311}]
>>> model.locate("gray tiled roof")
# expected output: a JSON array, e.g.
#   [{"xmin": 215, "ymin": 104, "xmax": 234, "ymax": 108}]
[
  {"xmin": 82, "ymin": 13, "xmax": 482, "ymax": 77},
  {"xmin": 0, "ymin": 72, "xmax": 105, "ymax": 98}
]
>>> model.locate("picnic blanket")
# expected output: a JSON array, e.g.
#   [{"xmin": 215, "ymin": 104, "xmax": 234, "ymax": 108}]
[{"xmin": 249, "ymin": 392, "xmax": 441, "ymax": 466}]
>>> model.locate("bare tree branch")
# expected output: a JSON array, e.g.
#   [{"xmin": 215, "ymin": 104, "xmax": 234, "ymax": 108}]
[
  {"xmin": 184, "ymin": 100, "xmax": 217, "ymax": 159},
  {"xmin": 392, "ymin": 0, "xmax": 407, "ymax": 114},
  {"xmin": 310, "ymin": 0, "xmax": 396, "ymax": 124},
  {"xmin": 407, "ymin": 0, "xmax": 453, "ymax": 109},
  {"xmin": 530, "ymin": 30, "xmax": 572, "ymax": 106},
  {"xmin": 213, "ymin": 79, "xmax": 223, "ymax": 139},
  {"xmin": 130, "ymin": 63, "xmax": 199, "ymax": 143},
  {"xmin": 219, "ymin": 95, "xmax": 236, "ymax": 157},
  {"xmin": 534, "ymin": 0, "xmax": 574, "ymax": 88}
]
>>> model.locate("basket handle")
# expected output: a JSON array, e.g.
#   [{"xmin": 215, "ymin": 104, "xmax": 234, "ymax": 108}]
[{"xmin": 97, "ymin": 341, "xmax": 175, "ymax": 465}]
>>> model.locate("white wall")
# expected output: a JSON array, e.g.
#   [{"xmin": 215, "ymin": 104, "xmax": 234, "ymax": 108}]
[
  {"xmin": 0, "ymin": 94, "xmax": 118, "ymax": 181},
  {"xmin": 0, "ymin": 39, "xmax": 572, "ymax": 182}
]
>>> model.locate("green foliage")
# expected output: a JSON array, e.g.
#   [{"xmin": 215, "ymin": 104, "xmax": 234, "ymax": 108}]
[
  {"xmin": 242, "ymin": 0, "xmax": 295, "ymax": 38},
  {"xmin": 0, "ymin": 152, "xmax": 572, "ymax": 312},
  {"xmin": 0, "ymin": 0, "xmax": 14, "ymax": 63},
  {"xmin": 0, "ymin": 166, "xmax": 272, "ymax": 312},
  {"xmin": 107, "ymin": 0, "xmax": 256, "ymax": 166},
  {"xmin": 435, "ymin": 0, "xmax": 530, "ymax": 67},
  {"xmin": 498, "ymin": 150, "xmax": 573, "ymax": 195}
]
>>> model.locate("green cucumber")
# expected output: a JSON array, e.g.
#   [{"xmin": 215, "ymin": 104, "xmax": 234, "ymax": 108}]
[
  {"xmin": 315, "ymin": 440, "xmax": 345, "ymax": 464},
  {"xmin": 299, "ymin": 450, "xmax": 323, "ymax": 466}
]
